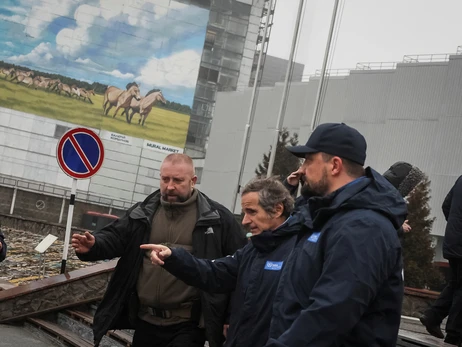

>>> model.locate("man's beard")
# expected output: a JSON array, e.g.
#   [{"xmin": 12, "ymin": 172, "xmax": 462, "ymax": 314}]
[
  {"xmin": 300, "ymin": 183, "xmax": 315, "ymax": 200},
  {"xmin": 304, "ymin": 168, "xmax": 330, "ymax": 197},
  {"xmin": 161, "ymin": 191, "xmax": 191, "ymax": 203}
]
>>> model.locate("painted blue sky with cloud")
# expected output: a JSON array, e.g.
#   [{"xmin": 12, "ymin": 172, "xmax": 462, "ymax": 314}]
[{"xmin": 0, "ymin": 0, "xmax": 209, "ymax": 106}]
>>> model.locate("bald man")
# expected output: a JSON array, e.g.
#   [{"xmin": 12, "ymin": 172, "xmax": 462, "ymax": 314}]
[{"xmin": 72, "ymin": 153, "xmax": 246, "ymax": 347}]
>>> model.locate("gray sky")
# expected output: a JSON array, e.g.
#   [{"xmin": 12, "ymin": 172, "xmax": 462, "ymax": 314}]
[{"xmin": 267, "ymin": 0, "xmax": 462, "ymax": 76}]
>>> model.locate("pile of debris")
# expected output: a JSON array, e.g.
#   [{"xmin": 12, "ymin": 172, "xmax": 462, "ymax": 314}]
[{"xmin": 0, "ymin": 227, "xmax": 104, "ymax": 286}]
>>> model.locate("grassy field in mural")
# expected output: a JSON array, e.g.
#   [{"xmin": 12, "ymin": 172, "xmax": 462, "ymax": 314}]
[{"xmin": 0, "ymin": 79, "xmax": 190, "ymax": 147}]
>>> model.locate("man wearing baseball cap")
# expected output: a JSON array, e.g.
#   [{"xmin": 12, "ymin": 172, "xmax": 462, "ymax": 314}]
[{"xmin": 265, "ymin": 123, "xmax": 407, "ymax": 347}]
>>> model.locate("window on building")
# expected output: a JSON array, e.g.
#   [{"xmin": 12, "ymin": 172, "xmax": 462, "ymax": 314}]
[
  {"xmin": 198, "ymin": 66, "xmax": 219, "ymax": 84},
  {"xmin": 204, "ymin": 30, "xmax": 217, "ymax": 50},
  {"xmin": 224, "ymin": 33, "xmax": 245, "ymax": 54},
  {"xmin": 232, "ymin": 1, "xmax": 251, "ymax": 20},
  {"xmin": 227, "ymin": 18, "xmax": 248, "ymax": 37}
]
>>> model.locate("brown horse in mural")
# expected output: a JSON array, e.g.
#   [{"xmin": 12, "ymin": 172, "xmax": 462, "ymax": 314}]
[{"xmin": 103, "ymin": 85, "xmax": 141, "ymax": 118}]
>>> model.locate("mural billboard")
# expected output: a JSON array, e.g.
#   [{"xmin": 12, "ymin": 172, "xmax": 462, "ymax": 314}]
[{"xmin": 0, "ymin": 0, "xmax": 210, "ymax": 148}]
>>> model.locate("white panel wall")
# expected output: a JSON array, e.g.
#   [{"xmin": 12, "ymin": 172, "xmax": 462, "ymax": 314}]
[
  {"xmin": 0, "ymin": 106, "xmax": 172, "ymax": 205},
  {"xmin": 202, "ymin": 55, "xmax": 462, "ymax": 261}
]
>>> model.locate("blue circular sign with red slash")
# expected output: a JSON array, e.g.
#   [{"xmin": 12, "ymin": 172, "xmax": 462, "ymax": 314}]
[{"xmin": 56, "ymin": 127, "xmax": 105, "ymax": 179}]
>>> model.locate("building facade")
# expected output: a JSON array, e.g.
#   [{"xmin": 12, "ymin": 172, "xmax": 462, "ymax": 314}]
[
  {"xmin": 185, "ymin": 0, "xmax": 274, "ymax": 158},
  {"xmin": 200, "ymin": 48, "xmax": 462, "ymax": 261},
  {"xmin": 250, "ymin": 54, "xmax": 305, "ymax": 87},
  {"xmin": 0, "ymin": 0, "xmax": 276, "ymax": 230}
]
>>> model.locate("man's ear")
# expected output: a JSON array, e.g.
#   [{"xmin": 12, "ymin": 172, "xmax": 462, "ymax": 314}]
[
  {"xmin": 331, "ymin": 156, "xmax": 343, "ymax": 176},
  {"xmin": 273, "ymin": 202, "xmax": 284, "ymax": 218}
]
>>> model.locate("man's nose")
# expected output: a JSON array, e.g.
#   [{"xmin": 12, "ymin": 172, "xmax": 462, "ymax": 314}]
[{"xmin": 242, "ymin": 214, "xmax": 251, "ymax": 225}]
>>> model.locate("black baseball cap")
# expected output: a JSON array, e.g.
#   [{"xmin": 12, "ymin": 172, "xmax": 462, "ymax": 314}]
[{"xmin": 287, "ymin": 123, "xmax": 367, "ymax": 165}]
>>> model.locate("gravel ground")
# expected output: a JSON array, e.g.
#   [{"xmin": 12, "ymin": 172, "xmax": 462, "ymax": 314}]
[{"xmin": 0, "ymin": 227, "xmax": 103, "ymax": 286}]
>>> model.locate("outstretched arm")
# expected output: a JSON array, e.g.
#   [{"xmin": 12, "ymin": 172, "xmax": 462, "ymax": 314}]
[
  {"xmin": 141, "ymin": 244, "xmax": 243, "ymax": 293},
  {"xmin": 75, "ymin": 204, "xmax": 140, "ymax": 261}
]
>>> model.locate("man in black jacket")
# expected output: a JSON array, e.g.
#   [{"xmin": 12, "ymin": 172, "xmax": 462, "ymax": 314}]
[
  {"xmin": 420, "ymin": 175, "xmax": 462, "ymax": 345},
  {"xmin": 0, "ymin": 229, "xmax": 6, "ymax": 262},
  {"xmin": 266, "ymin": 123, "xmax": 407, "ymax": 347},
  {"xmin": 141, "ymin": 177, "xmax": 302, "ymax": 347},
  {"xmin": 72, "ymin": 153, "xmax": 246, "ymax": 347},
  {"xmin": 284, "ymin": 161, "xmax": 424, "ymax": 236}
]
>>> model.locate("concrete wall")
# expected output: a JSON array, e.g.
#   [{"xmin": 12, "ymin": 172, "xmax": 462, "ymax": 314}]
[
  {"xmin": 0, "ymin": 107, "xmax": 201, "ymax": 207},
  {"xmin": 201, "ymin": 54, "xmax": 462, "ymax": 262},
  {"xmin": 258, "ymin": 55, "xmax": 305, "ymax": 87},
  {"xmin": 0, "ymin": 106, "xmax": 208, "ymax": 230}
]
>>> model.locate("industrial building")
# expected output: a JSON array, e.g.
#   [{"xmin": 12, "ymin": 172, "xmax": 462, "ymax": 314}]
[{"xmin": 200, "ymin": 47, "xmax": 462, "ymax": 261}]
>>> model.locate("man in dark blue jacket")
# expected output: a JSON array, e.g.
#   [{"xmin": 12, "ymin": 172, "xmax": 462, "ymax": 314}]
[
  {"xmin": 141, "ymin": 177, "xmax": 303, "ymax": 347},
  {"xmin": 266, "ymin": 123, "xmax": 407, "ymax": 347},
  {"xmin": 420, "ymin": 175, "xmax": 462, "ymax": 345},
  {"xmin": 0, "ymin": 229, "xmax": 6, "ymax": 262}
]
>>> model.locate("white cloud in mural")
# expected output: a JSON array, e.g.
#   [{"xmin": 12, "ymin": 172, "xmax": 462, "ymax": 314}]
[
  {"xmin": 5, "ymin": 42, "xmax": 15, "ymax": 48},
  {"xmin": 24, "ymin": 0, "xmax": 86, "ymax": 38},
  {"xmin": 9, "ymin": 42, "xmax": 54, "ymax": 64},
  {"xmin": 0, "ymin": 14, "xmax": 27, "ymax": 26},
  {"xmin": 75, "ymin": 57, "xmax": 93, "ymax": 64},
  {"xmin": 136, "ymin": 50, "xmax": 202, "ymax": 89},
  {"xmin": 56, "ymin": 26, "xmax": 90, "ymax": 56},
  {"xmin": 2, "ymin": 6, "xmax": 28, "ymax": 15},
  {"xmin": 104, "ymin": 69, "xmax": 135, "ymax": 79}
]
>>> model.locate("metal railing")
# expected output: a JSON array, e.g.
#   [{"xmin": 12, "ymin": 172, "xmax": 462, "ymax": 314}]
[
  {"xmin": 0, "ymin": 174, "xmax": 133, "ymax": 215},
  {"xmin": 301, "ymin": 69, "xmax": 350, "ymax": 82},
  {"xmin": 356, "ymin": 62, "xmax": 397, "ymax": 70},
  {"xmin": 403, "ymin": 53, "xmax": 451, "ymax": 63},
  {"xmin": 313, "ymin": 68, "xmax": 350, "ymax": 77}
]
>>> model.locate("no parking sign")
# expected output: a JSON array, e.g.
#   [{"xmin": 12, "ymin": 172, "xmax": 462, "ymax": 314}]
[
  {"xmin": 57, "ymin": 127, "xmax": 104, "ymax": 179},
  {"xmin": 56, "ymin": 128, "xmax": 104, "ymax": 273}
]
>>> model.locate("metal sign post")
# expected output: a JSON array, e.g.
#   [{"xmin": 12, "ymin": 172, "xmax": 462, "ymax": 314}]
[{"xmin": 56, "ymin": 127, "xmax": 104, "ymax": 274}]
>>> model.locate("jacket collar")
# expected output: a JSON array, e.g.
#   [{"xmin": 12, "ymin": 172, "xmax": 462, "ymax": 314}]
[
  {"xmin": 251, "ymin": 213, "xmax": 304, "ymax": 253},
  {"xmin": 129, "ymin": 189, "xmax": 220, "ymax": 226}
]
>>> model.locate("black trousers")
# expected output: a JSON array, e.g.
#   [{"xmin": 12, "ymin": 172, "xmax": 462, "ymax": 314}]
[
  {"xmin": 132, "ymin": 319, "xmax": 206, "ymax": 347},
  {"xmin": 425, "ymin": 258, "xmax": 462, "ymax": 342}
]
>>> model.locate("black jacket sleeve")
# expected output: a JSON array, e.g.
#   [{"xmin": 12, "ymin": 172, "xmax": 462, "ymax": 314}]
[
  {"xmin": 0, "ymin": 231, "xmax": 6, "ymax": 262},
  {"xmin": 163, "ymin": 247, "xmax": 242, "ymax": 293},
  {"xmin": 77, "ymin": 203, "xmax": 139, "ymax": 261},
  {"xmin": 442, "ymin": 179, "xmax": 459, "ymax": 221},
  {"xmin": 283, "ymin": 179, "xmax": 298, "ymax": 198}
]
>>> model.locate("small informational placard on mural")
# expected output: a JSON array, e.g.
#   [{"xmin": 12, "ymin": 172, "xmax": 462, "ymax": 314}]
[
  {"xmin": 100, "ymin": 130, "xmax": 133, "ymax": 146},
  {"xmin": 144, "ymin": 140, "xmax": 184, "ymax": 154},
  {"xmin": 0, "ymin": 0, "xmax": 210, "ymax": 149}
]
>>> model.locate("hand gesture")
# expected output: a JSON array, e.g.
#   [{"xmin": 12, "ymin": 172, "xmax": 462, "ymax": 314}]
[
  {"xmin": 223, "ymin": 324, "xmax": 229, "ymax": 338},
  {"xmin": 140, "ymin": 244, "xmax": 172, "ymax": 265},
  {"xmin": 286, "ymin": 169, "xmax": 303, "ymax": 187},
  {"xmin": 71, "ymin": 231, "xmax": 95, "ymax": 254},
  {"xmin": 402, "ymin": 220, "xmax": 411, "ymax": 233}
]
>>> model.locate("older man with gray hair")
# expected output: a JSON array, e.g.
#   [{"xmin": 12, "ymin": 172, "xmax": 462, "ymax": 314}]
[{"xmin": 141, "ymin": 177, "xmax": 305, "ymax": 347}]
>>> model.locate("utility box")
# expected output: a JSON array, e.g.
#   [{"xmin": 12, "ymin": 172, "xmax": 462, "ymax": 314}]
[{"xmin": 81, "ymin": 211, "xmax": 118, "ymax": 231}]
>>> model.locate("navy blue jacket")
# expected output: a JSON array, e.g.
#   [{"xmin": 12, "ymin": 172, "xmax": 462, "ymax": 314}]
[
  {"xmin": 163, "ymin": 214, "xmax": 304, "ymax": 347},
  {"xmin": 266, "ymin": 168, "xmax": 407, "ymax": 347},
  {"xmin": 0, "ymin": 231, "xmax": 6, "ymax": 262},
  {"xmin": 442, "ymin": 175, "xmax": 462, "ymax": 259}
]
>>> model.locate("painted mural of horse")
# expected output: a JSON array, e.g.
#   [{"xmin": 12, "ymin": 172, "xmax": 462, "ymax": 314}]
[
  {"xmin": 125, "ymin": 91, "xmax": 167, "ymax": 126},
  {"xmin": 103, "ymin": 85, "xmax": 141, "ymax": 118}
]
